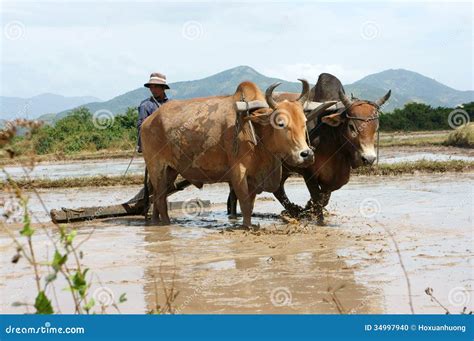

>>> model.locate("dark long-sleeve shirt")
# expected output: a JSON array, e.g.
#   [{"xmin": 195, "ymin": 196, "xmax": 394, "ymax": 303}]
[{"xmin": 137, "ymin": 95, "xmax": 168, "ymax": 152}]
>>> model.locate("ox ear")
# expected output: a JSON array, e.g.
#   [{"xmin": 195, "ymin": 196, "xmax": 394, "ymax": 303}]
[
  {"xmin": 245, "ymin": 108, "xmax": 272, "ymax": 125},
  {"xmin": 321, "ymin": 112, "xmax": 344, "ymax": 127}
]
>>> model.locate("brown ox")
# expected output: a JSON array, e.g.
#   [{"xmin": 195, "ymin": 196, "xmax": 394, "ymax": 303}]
[
  {"xmin": 141, "ymin": 80, "xmax": 314, "ymax": 227},
  {"xmin": 227, "ymin": 73, "xmax": 391, "ymax": 224}
]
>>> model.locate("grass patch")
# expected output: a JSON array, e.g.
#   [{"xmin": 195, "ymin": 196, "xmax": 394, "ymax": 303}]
[
  {"xmin": 378, "ymin": 131, "xmax": 448, "ymax": 147},
  {"xmin": 378, "ymin": 135, "xmax": 446, "ymax": 147},
  {"xmin": 6, "ymin": 174, "xmax": 144, "ymax": 189},
  {"xmin": 444, "ymin": 124, "xmax": 474, "ymax": 148},
  {"xmin": 353, "ymin": 160, "xmax": 474, "ymax": 176}
]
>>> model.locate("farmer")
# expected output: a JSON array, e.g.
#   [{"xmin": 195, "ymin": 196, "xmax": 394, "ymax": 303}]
[
  {"xmin": 128, "ymin": 72, "xmax": 170, "ymax": 215},
  {"xmin": 137, "ymin": 72, "xmax": 170, "ymax": 152}
]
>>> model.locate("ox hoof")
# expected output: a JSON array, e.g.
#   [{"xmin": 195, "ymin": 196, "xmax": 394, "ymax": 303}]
[
  {"xmin": 239, "ymin": 222, "xmax": 260, "ymax": 231},
  {"xmin": 249, "ymin": 224, "xmax": 260, "ymax": 232},
  {"xmin": 281, "ymin": 204, "xmax": 304, "ymax": 218},
  {"xmin": 316, "ymin": 215, "xmax": 326, "ymax": 226},
  {"xmin": 148, "ymin": 219, "xmax": 161, "ymax": 226},
  {"xmin": 228, "ymin": 224, "xmax": 251, "ymax": 231},
  {"xmin": 159, "ymin": 219, "xmax": 171, "ymax": 226},
  {"xmin": 149, "ymin": 216, "xmax": 171, "ymax": 226}
]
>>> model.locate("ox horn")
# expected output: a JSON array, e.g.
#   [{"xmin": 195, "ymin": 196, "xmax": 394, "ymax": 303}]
[
  {"xmin": 296, "ymin": 78, "xmax": 310, "ymax": 105},
  {"xmin": 338, "ymin": 89, "xmax": 353, "ymax": 109},
  {"xmin": 265, "ymin": 82, "xmax": 281, "ymax": 110},
  {"xmin": 375, "ymin": 89, "xmax": 392, "ymax": 107}
]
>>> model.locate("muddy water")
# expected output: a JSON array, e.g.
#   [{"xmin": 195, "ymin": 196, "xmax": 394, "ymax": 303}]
[
  {"xmin": 1, "ymin": 174, "xmax": 473, "ymax": 314},
  {"xmin": 379, "ymin": 146, "xmax": 474, "ymax": 164},
  {"xmin": 1, "ymin": 158, "xmax": 145, "ymax": 180},
  {"xmin": 2, "ymin": 146, "xmax": 473, "ymax": 180}
]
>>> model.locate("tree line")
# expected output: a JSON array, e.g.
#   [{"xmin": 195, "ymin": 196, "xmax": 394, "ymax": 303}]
[
  {"xmin": 380, "ymin": 102, "xmax": 473, "ymax": 131},
  {"xmin": 10, "ymin": 107, "xmax": 138, "ymax": 156}
]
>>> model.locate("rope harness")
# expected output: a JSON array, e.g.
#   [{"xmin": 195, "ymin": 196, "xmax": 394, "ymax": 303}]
[
  {"xmin": 345, "ymin": 100, "xmax": 381, "ymax": 123},
  {"xmin": 233, "ymin": 93, "xmax": 259, "ymax": 155}
]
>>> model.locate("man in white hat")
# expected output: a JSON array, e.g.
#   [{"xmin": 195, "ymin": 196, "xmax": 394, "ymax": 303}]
[
  {"xmin": 128, "ymin": 72, "xmax": 171, "ymax": 216},
  {"xmin": 136, "ymin": 72, "xmax": 170, "ymax": 152}
]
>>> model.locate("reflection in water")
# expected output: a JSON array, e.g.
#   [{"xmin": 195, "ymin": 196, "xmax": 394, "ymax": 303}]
[
  {"xmin": 2, "ymin": 158, "xmax": 145, "ymax": 180},
  {"xmin": 140, "ymin": 213, "xmax": 381, "ymax": 313}
]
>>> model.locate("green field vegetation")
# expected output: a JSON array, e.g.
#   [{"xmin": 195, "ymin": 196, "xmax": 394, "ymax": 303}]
[
  {"xmin": 4, "ymin": 107, "xmax": 138, "ymax": 157},
  {"xmin": 444, "ymin": 123, "xmax": 474, "ymax": 148}
]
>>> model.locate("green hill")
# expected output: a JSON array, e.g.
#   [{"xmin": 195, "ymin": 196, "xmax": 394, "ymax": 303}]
[{"xmin": 347, "ymin": 69, "xmax": 473, "ymax": 111}]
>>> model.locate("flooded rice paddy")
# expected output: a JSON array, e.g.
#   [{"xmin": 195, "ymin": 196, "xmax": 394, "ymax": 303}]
[{"xmin": 1, "ymin": 173, "xmax": 472, "ymax": 314}]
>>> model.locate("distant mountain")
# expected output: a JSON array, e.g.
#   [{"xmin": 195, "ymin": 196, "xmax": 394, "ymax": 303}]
[
  {"xmin": 55, "ymin": 66, "xmax": 304, "ymax": 120},
  {"xmin": 7, "ymin": 66, "xmax": 474, "ymax": 122},
  {"xmin": 0, "ymin": 93, "xmax": 101, "ymax": 120},
  {"xmin": 345, "ymin": 69, "xmax": 474, "ymax": 111}
]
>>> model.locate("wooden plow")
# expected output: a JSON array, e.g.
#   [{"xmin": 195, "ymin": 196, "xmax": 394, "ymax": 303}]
[{"xmin": 49, "ymin": 179, "xmax": 210, "ymax": 223}]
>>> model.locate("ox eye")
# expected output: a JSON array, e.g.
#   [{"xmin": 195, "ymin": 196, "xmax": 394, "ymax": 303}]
[{"xmin": 277, "ymin": 120, "xmax": 287, "ymax": 128}]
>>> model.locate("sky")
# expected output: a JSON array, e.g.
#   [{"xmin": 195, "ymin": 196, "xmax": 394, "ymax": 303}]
[{"xmin": 1, "ymin": 1, "xmax": 473, "ymax": 100}]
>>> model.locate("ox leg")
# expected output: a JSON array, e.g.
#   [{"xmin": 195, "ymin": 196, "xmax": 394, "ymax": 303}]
[
  {"xmin": 153, "ymin": 166, "xmax": 178, "ymax": 225},
  {"xmin": 301, "ymin": 171, "xmax": 326, "ymax": 225},
  {"xmin": 227, "ymin": 185, "xmax": 238, "ymax": 219},
  {"xmin": 317, "ymin": 191, "xmax": 332, "ymax": 223},
  {"xmin": 320, "ymin": 191, "xmax": 331, "ymax": 207},
  {"xmin": 273, "ymin": 172, "xmax": 303, "ymax": 217},
  {"xmin": 239, "ymin": 192, "xmax": 256, "ymax": 228},
  {"xmin": 312, "ymin": 191, "xmax": 331, "ymax": 226},
  {"xmin": 230, "ymin": 172, "xmax": 255, "ymax": 228}
]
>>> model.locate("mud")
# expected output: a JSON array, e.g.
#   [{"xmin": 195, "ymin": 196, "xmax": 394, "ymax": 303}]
[{"xmin": 0, "ymin": 174, "xmax": 472, "ymax": 314}]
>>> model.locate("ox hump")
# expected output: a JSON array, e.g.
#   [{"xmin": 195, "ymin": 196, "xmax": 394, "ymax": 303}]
[{"xmin": 233, "ymin": 81, "xmax": 264, "ymax": 102}]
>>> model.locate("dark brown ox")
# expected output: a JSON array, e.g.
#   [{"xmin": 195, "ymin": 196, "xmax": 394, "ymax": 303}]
[
  {"xmin": 141, "ymin": 80, "xmax": 314, "ymax": 227},
  {"xmin": 227, "ymin": 73, "xmax": 391, "ymax": 224}
]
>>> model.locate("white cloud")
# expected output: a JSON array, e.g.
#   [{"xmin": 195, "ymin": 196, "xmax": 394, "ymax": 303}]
[{"xmin": 1, "ymin": 1, "xmax": 472, "ymax": 99}]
